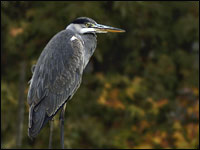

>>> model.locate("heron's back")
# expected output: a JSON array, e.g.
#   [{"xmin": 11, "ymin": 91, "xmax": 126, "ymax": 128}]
[{"xmin": 27, "ymin": 29, "xmax": 87, "ymax": 138}]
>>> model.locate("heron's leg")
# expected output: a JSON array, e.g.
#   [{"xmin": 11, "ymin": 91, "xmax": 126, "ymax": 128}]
[
  {"xmin": 59, "ymin": 103, "xmax": 67, "ymax": 149},
  {"xmin": 49, "ymin": 118, "xmax": 54, "ymax": 149}
]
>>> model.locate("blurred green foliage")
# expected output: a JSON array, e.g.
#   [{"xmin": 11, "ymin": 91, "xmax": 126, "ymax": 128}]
[{"xmin": 1, "ymin": 1, "xmax": 199, "ymax": 149}]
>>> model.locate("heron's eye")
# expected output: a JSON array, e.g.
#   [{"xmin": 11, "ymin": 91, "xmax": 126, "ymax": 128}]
[{"xmin": 85, "ymin": 23, "xmax": 92, "ymax": 28}]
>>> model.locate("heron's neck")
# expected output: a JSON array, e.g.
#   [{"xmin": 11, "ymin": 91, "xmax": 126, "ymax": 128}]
[{"xmin": 81, "ymin": 34, "xmax": 97, "ymax": 69}]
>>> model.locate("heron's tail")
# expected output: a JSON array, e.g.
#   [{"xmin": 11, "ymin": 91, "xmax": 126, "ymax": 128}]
[{"xmin": 28, "ymin": 103, "xmax": 46, "ymax": 139}]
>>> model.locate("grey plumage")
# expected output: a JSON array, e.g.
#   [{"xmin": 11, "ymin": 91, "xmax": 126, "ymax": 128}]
[
  {"xmin": 27, "ymin": 17, "xmax": 125, "ymax": 142},
  {"xmin": 28, "ymin": 28, "xmax": 96, "ymax": 138}
]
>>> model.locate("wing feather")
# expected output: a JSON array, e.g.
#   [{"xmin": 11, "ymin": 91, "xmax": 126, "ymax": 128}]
[{"xmin": 27, "ymin": 29, "xmax": 84, "ymax": 138}]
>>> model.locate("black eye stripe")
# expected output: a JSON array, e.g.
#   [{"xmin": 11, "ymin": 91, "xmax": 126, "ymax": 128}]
[
  {"xmin": 72, "ymin": 19, "xmax": 90, "ymax": 24},
  {"xmin": 71, "ymin": 17, "xmax": 96, "ymax": 25}
]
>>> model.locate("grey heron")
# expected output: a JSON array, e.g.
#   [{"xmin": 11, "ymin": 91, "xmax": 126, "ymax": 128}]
[{"xmin": 27, "ymin": 17, "xmax": 125, "ymax": 148}]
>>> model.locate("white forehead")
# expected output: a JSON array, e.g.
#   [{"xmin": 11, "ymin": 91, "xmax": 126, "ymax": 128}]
[
  {"xmin": 66, "ymin": 24, "xmax": 82, "ymax": 32},
  {"xmin": 66, "ymin": 24, "xmax": 96, "ymax": 34}
]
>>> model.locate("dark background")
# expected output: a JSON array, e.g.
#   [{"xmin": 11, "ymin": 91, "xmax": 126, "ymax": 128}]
[{"xmin": 1, "ymin": 1, "xmax": 199, "ymax": 149}]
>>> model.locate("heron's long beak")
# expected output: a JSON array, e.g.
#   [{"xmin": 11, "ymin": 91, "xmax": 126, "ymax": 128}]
[{"xmin": 93, "ymin": 24, "xmax": 125, "ymax": 33}]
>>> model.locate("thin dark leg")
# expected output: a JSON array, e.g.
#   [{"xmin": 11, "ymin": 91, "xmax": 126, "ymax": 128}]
[
  {"xmin": 59, "ymin": 103, "xmax": 66, "ymax": 149},
  {"xmin": 49, "ymin": 118, "xmax": 54, "ymax": 149}
]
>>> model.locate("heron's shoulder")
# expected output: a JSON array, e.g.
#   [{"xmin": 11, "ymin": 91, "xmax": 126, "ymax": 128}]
[
  {"xmin": 51, "ymin": 29, "xmax": 75, "ymax": 42},
  {"xmin": 47, "ymin": 29, "xmax": 84, "ymax": 48},
  {"xmin": 41, "ymin": 29, "xmax": 77, "ymax": 54}
]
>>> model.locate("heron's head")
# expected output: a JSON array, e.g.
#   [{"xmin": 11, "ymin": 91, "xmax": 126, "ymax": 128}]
[{"xmin": 66, "ymin": 17, "xmax": 125, "ymax": 34}]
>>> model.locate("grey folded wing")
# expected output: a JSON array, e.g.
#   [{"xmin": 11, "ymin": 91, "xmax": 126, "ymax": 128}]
[{"xmin": 27, "ymin": 30, "xmax": 84, "ymax": 138}]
